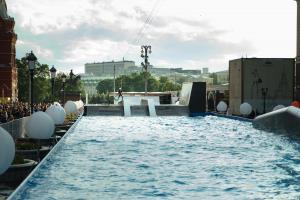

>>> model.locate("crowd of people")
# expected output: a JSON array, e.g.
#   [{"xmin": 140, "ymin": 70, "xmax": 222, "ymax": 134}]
[{"xmin": 0, "ymin": 102, "xmax": 51, "ymax": 123}]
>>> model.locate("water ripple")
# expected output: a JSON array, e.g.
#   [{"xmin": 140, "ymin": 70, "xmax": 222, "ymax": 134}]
[{"xmin": 12, "ymin": 116, "xmax": 300, "ymax": 200}]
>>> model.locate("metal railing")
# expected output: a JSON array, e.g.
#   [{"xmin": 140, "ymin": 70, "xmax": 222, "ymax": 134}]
[{"xmin": 0, "ymin": 117, "xmax": 30, "ymax": 139}]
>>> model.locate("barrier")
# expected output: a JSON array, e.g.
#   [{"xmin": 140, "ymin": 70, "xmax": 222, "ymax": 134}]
[{"xmin": 0, "ymin": 117, "xmax": 30, "ymax": 139}]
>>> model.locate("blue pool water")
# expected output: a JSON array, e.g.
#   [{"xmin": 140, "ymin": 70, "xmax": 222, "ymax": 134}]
[{"xmin": 9, "ymin": 116, "xmax": 300, "ymax": 199}]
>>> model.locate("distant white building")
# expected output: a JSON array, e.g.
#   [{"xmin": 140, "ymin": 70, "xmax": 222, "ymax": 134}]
[
  {"xmin": 85, "ymin": 60, "xmax": 137, "ymax": 78},
  {"xmin": 202, "ymin": 67, "xmax": 209, "ymax": 74},
  {"xmin": 80, "ymin": 74, "xmax": 104, "ymax": 95},
  {"xmin": 215, "ymin": 70, "xmax": 229, "ymax": 84},
  {"xmin": 83, "ymin": 60, "xmax": 213, "ymax": 95}
]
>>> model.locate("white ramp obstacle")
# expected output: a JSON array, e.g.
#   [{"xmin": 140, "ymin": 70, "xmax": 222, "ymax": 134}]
[
  {"xmin": 123, "ymin": 98, "xmax": 131, "ymax": 117},
  {"xmin": 147, "ymin": 99, "xmax": 157, "ymax": 117}
]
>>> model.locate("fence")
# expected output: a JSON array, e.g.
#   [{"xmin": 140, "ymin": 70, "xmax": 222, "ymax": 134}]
[{"xmin": 0, "ymin": 117, "xmax": 30, "ymax": 139}]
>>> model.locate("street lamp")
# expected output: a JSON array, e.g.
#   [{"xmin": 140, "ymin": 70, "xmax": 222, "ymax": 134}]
[
  {"xmin": 61, "ymin": 73, "xmax": 67, "ymax": 105},
  {"xmin": 49, "ymin": 65, "xmax": 57, "ymax": 101},
  {"xmin": 141, "ymin": 45, "xmax": 152, "ymax": 95},
  {"xmin": 26, "ymin": 51, "xmax": 37, "ymax": 114},
  {"xmin": 261, "ymin": 87, "xmax": 268, "ymax": 114}
]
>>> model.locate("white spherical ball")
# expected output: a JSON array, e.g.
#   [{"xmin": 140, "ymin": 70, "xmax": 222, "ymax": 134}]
[
  {"xmin": 273, "ymin": 105, "xmax": 285, "ymax": 111},
  {"xmin": 46, "ymin": 105, "xmax": 66, "ymax": 125},
  {"xmin": 74, "ymin": 101, "xmax": 81, "ymax": 110},
  {"xmin": 240, "ymin": 102, "xmax": 252, "ymax": 115},
  {"xmin": 217, "ymin": 101, "xmax": 227, "ymax": 112},
  {"xmin": 53, "ymin": 102, "xmax": 62, "ymax": 107},
  {"xmin": 64, "ymin": 101, "xmax": 77, "ymax": 114},
  {"xmin": 78, "ymin": 100, "xmax": 84, "ymax": 108},
  {"xmin": 26, "ymin": 112, "xmax": 55, "ymax": 139},
  {"xmin": 0, "ymin": 127, "xmax": 15, "ymax": 175}
]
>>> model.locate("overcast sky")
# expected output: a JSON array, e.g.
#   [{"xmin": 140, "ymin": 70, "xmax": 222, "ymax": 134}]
[{"xmin": 6, "ymin": 0, "xmax": 297, "ymax": 73}]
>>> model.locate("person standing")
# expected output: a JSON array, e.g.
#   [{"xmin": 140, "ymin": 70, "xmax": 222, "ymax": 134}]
[{"xmin": 118, "ymin": 88, "xmax": 123, "ymax": 101}]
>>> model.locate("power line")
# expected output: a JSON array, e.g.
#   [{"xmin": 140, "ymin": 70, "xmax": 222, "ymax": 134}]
[
  {"xmin": 123, "ymin": 0, "xmax": 161, "ymax": 59},
  {"xmin": 133, "ymin": 0, "xmax": 161, "ymax": 45}
]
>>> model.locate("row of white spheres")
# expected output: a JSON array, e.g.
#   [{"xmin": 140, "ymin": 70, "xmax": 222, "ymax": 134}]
[
  {"xmin": 217, "ymin": 101, "xmax": 227, "ymax": 112},
  {"xmin": 239, "ymin": 103, "xmax": 285, "ymax": 114},
  {"xmin": 217, "ymin": 101, "xmax": 253, "ymax": 115},
  {"xmin": 46, "ymin": 103, "xmax": 66, "ymax": 125},
  {"xmin": 240, "ymin": 103, "xmax": 252, "ymax": 115},
  {"xmin": 0, "ymin": 127, "xmax": 15, "ymax": 175},
  {"xmin": 217, "ymin": 101, "xmax": 286, "ymax": 115},
  {"xmin": 26, "ymin": 102, "xmax": 67, "ymax": 140},
  {"xmin": 64, "ymin": 100, "xmax": 83, "ymax": 115},
  {"xmin": 1, "ymin": 101, "xmax": 75, "ymax": 175},
  {"xmin": 75, "ymin": 100, "xmax": 84, "ymax": 110}
]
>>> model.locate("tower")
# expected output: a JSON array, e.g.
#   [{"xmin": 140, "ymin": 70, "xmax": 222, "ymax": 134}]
[{"xmin": 0, "ymin": 0, "xmax": 17, "ymax": 102}]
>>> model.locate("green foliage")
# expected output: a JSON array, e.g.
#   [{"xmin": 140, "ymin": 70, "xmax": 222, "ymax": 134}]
[
  {"xmin": 96, "ymin": 72, "xmax": 181, "ymax": 93},
  {"xmin": 53, "ymin": 72, "xmax": 84, "ymax": 102},
  {"xmin": 16, "ymin": 141, "xmax": 40, "ymax": 150},
  {"xmin": 89, "ymin": 93, "xmax": 114, "ymax": 104},
  {"xmin": 17, "ymin": 58, "xmax": 51, "ymax": 103},
  {"xmin": 209, "ymin": 73, "xmax": 218, "ymax": 85},
  {"xmin": 96, "ymin": 79, "xmax": 114, "ymax": 94},
  {"xmin": 12, "ymin": 154, "xmax": 26, "ymax": 165},
  {"xmin": 17, "ymin": 56, "xmax": 84, "ymax": 103},
  {"xmin": 65, "ymin": 113, "xmax": 78, "ymax": 122}
]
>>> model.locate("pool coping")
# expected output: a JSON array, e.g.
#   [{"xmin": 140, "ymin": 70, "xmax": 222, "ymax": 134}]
[
  {"xmin": 190, "ymin": 112, "xmax": 253, "ymax": 122},
  {"xmin": 8, "ymin": 114, "xmax": 83, "ymax": 200},
  {"xmin": 8, "ymin": 113, "xmax": 252, "ymax": 199}
]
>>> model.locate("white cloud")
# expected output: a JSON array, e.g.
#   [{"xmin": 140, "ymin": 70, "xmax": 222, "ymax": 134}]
[
  {"xmin": 6, "ymin": 0, "xmax": 298, "ymax": 72},
  {"xmin": 60, "ymin": 39, "xmax": 140, "ymax": 64},
  {"xmin": 16, "ymin": 39, "xmax": 54, "ymax": 59}
]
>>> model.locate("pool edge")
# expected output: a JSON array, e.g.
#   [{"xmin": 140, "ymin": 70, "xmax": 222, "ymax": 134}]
[{"xmin": 7, "ymin": 114, "xmax": 83, "ymax": 200}]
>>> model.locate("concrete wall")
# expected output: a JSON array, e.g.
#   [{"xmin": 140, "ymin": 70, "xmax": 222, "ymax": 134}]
[
  {"xmin": 179, "ymin": 82, "xmax": 193, "ymax": 106},
  {"xmin": 229, "ymin": 58, "xmax": 294, "ymax": 115},
  {"xmin": 229, "ymin": 59, "xmax": 242, "ymax": 115}
]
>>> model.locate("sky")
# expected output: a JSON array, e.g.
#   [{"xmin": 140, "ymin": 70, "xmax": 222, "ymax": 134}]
[{"xmin": 6, "ymin": 0, "xmax": 297, "ymax": 74}]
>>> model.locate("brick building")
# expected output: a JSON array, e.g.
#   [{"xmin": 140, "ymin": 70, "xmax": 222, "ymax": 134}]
[{"xmin": 0, "ymin": 1, "xmax": 17, "ymax": 102}]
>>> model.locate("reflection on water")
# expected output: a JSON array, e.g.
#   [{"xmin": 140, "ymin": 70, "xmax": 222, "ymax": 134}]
[{"xmin": 11, "ymin": 116, "xmax": 300, "ymax": 200}]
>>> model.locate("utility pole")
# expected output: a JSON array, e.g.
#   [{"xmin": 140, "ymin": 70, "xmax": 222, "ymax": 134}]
[
  {"xmin": 141, "ymin": 45, "xmax": 152, "ymax": 95},
  {"xmin": 113, "ymin": 64, "xmax": 116, "ymax": 96}
]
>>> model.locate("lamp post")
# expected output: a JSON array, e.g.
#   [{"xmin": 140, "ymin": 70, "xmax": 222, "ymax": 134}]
[
  {"xmin": 26, "ymin": 51, "xmax": 37, "ymax": 114},
  {"xmin": 261, "ymin": 87, "xmax": 268, "ymax": 114},
  {"xmin": 49, "ymin": 65, "xmax": 57, "ymax": 102},
  {"xmin": 61, "ymin": 73, "xmax": 67, "ymax": 105},
  {"xmin": 141, "ymin": 45, "xmax": 152, "ymax": 95}
]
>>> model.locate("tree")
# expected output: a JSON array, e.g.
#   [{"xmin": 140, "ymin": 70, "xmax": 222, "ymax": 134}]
[
  {"xmin": 96, "ymin": 72, "xmax": 181, "ymax": 94},
  {"xmin": 158, "ymin": 76, "xmax": 181, "ymax": 92},
  {"xmin": 209, "ymin": 73, "xmax": 218, "ymax": 85},
  {"xmin": 17, "ymin": 56, "xmax": 84, "ymax": 103},
  {"xmin": 17, "ymin": 57, "xmax": 51, "ymax": 103},
  {"xmin": 96, "ymin": 79, "xmax": 114, "ymax": 94}
]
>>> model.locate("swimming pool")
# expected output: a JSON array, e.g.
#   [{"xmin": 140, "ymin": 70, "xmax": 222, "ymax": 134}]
[{"xmin": 9, "ymin": 116, "xmax": 300, "ymax": 199}]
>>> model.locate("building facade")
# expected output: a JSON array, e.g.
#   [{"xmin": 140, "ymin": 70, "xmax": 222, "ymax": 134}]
[
  {"xmin": 215, "ymin": 70, "xmax": 229, "ymax": 85},
  {"xmin": 0, "ymin": 2, "xmax": 17, "ymax": 102},
  {"xmin": 229, "ymin": 58, "xmax": 294, "ymax": 115},
  {"xmin": 80, "ymin": 74, "xmax": 104, "ymax": 95},
  {"xmin": 85, "ymin": 60, "xmax": 136, "ymax": 78}
]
